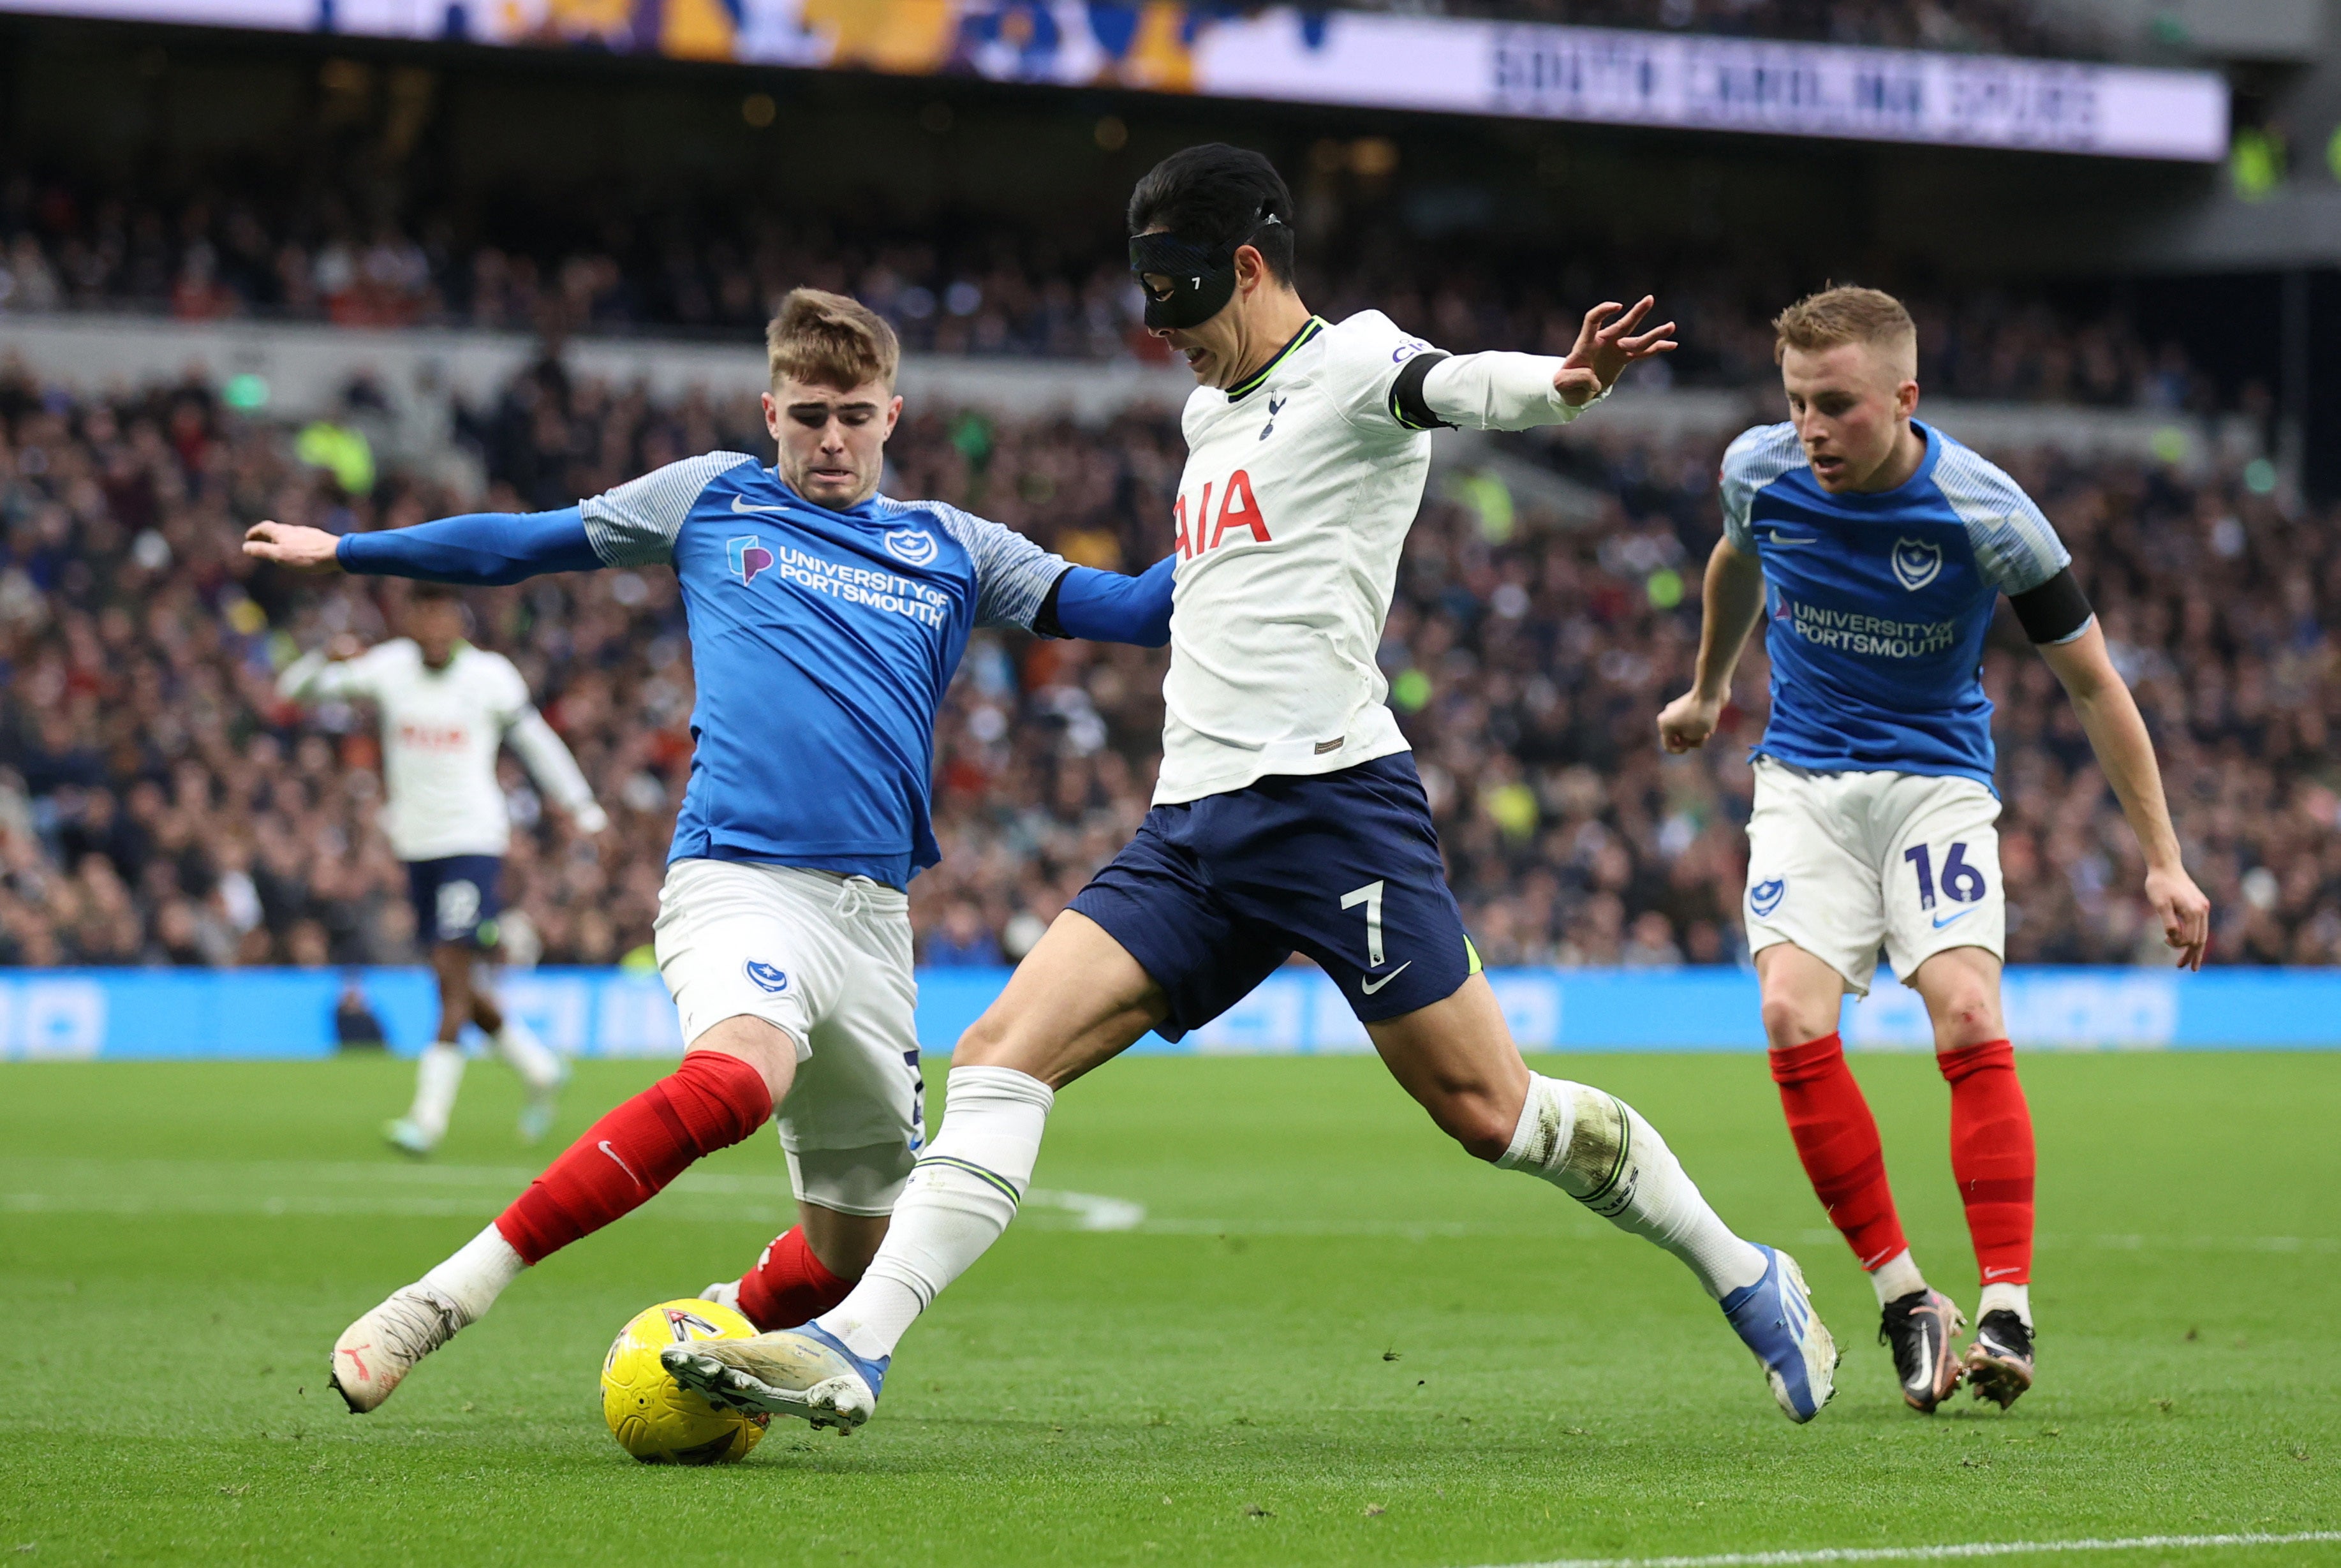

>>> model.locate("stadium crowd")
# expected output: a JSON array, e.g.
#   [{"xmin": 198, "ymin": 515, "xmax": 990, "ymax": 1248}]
[
  {"xmin": 0, "ymin": 358, "xmax": 2330, "ymax": 975},
  {"xmin": 0, "ymin": 168, "xmax": 2226, "ymax": 413}
]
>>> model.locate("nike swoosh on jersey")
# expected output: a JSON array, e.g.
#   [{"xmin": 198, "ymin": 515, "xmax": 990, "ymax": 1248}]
[
  {"xmin": 1931, "ymin": 906, "xmax": 1979, "ymax": 929},
  {"xmin": 730, "ymin": 496, "xmax": 790, "ymax": 514},
  {"xmin": 1765, "ymin": 532, "xmax": 1820, "ymax": 546},
  {"xmin": 1360, "ymin": 961, "xmax": 1413, "ymax": 995}
]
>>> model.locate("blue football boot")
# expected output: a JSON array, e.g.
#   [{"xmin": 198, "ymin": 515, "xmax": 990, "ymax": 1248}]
[
  {"xmin": 661, "ymin": 1320, "xmax": 888, "ymax": 1434},
  {"xmin": 1720, "ymin": 1244, "xmax": 1838, "ymax": 1422}
]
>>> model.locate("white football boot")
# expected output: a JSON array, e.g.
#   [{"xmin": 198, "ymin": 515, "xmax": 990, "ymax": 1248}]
[
  {"xmin": 515, "ymin": 1082, "xmax": 563, "ymax": 1146},
  {"xmin": 329, "ymin": 1285, "xmax": 471, "ymax": 1413},
  {"xmin": 384, "ymin": 1118, "xmax": 436, "ymax": 1158},
  {"xmin": 697, "ymin": 1278, "xmax": 744, "ymax": 1313},
  {"xmin": 661, "ymin": 1324, "xmax": 885, "ymax": 1434}
]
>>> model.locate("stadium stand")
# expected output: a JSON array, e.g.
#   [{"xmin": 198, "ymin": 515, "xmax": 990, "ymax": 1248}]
[
  {"xmin": 0, "ymin": 171, "xmax": 2229, "ymax": 412},
  {"xmin": 0, "ymin": 357, "xmax": 2324, "ymax": 974}
]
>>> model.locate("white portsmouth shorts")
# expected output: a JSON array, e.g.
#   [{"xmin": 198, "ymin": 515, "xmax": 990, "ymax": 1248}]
[
  {"xmin": 653, "ymin": 859, "xmax": 922, "ymax": 1216},
  {"xmin": 1743, "ymin": 757, "xmax": 2005, "ymax": 996}
]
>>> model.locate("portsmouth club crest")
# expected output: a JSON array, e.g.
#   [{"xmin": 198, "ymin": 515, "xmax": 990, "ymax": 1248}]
[
  {"xmin": 883, "ymin": 528, "xmax": 938, "ymax": 567},
  {"xmin": 728, "ymin": 535, "xmax": 774, "ymax": 586},
  {"xmin": 1749, "ymin": 878, "xmax": 1787, "ymax": 919},
  {"xmin": 1891, "ymin": 536, "xmax": 1943, "ymax": 591}
]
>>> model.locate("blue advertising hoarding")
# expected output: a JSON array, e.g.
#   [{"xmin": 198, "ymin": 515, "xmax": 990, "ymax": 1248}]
[{"xmin": 0, "ymin": 965, "xmax": 2331, "ymax": 1061}]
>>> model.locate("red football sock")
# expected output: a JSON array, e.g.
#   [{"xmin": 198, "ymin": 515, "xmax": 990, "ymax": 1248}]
[
  {"xmin": 494, "ymin": 1051, "xmax": 772, "ymax": 1265},
  {"xmin": 1769, "ymin": 1032, "xmax": 1909, "ymax": 1271},
  {"xmin": 735, "ymin": 1225, "xmax": 855, "ymax": 1331},
  {"xmin": 1939, "ymin": 1039, "xmax": 2034, "ymax": 1287}
]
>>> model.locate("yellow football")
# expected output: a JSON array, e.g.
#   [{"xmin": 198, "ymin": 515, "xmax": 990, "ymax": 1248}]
[{"xmin": 600, "ymin": 1299, "xmax": 771, "ymax": 1465}]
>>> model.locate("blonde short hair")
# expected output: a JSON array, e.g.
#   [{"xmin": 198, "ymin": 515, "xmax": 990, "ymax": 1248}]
[
  {"xmin": 766, "ymin": 288, "xmax": 901, "ymax": 391},
  {"xmin": 1772, "ymin": 285, "xmax": 1916, "ymax": 367}
]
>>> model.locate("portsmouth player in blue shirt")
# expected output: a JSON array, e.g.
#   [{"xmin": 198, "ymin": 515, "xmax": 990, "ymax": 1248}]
[
  {"xmin": 1656, "ymin": 286, "xmax": 2211, "ymax": 1414},
  {"xmin": 665, "ymin": 145, "xmax": 1841, "ymax": 1435},
  {"xmin": 242, "ymin": 290, "xmax": 1172, "ymax": 1413}
]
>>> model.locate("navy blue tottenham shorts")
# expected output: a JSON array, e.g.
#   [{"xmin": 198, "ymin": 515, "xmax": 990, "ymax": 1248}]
[
  {"xmin": 406, "ymin": 854, "xmax": 503, "ymax": 949},
  {"xmin": 1070, "ymin": 753, "xmax": 1481, "ymax": 1041}
]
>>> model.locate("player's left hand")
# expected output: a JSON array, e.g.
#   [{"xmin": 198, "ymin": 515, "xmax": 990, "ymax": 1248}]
[
  {"xmin": 1555, "ymin": 296, "xmax": 1678, "ymax": 406},
  {"xmin": 244, "ymin": 521, "xmax": 345, "ymax": 573},
  {"xmin": 2144, "ymin": 864, "xmax": 2211, "ymax": 971}
]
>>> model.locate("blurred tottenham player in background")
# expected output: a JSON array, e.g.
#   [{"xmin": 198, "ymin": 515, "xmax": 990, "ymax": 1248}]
[
  {"xmin": 277, "ymin": 582, "xmax": 605, "ymax": 1155},
  {"xmin": 1657, "ymin": 286, "xmax": 2211, "ymax": 1412},
  {"xmin": 665, "ymin": 145, "xmax": 1842, "ymax": 1435},
  {"xmin": 248, "ymin": 289, "xmax": 1172, "ymax": 1415}
]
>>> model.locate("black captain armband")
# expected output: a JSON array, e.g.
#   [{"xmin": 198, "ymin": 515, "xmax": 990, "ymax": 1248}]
[
  {"xmin": 1389, "ymin": 351, "xmax": 1455, "ymax": 432},
  {"xmin": 2009, "ymin": 567, "xmax": 2094, "ymax": 645},
  {"xmin": 1031, "ymin": 566, "xmax": 1072, "ymax": 639}
]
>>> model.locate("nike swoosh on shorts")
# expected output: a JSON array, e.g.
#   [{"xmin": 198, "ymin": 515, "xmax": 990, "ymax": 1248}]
[
  {"xmin": 1931, "ymin": 906, "xmax": 1979, "ymax": 929},
  {"xmin": 1361, "ymin": 961, "xmax": 1413, "ymax": 995}
]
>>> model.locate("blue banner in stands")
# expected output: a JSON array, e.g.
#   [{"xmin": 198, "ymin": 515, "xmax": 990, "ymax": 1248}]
[{"xmin": 0, "ymin": 966, "xmax": 2333, "ymax": 1060}]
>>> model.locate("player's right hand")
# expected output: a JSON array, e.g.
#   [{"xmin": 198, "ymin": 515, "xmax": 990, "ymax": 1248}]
[
  {"xmin": 243, "ymin": 521, "xmax": 344, "ymax": 574},
  {"xmin": 1657, "ymin": 690, "xmax": 1724, "ymax": 753}
]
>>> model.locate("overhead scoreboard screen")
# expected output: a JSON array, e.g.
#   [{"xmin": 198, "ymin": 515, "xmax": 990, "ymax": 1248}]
[{"xmin": 6, "ymin": 0, "xmax": 2230, "ymax": 161}]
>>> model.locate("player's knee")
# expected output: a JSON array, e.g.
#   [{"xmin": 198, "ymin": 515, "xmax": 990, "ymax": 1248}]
[
  {"xmin": 951, "ymin": 1009, "xmax": 1016, "ymax": 1068},
  {"xmin": 685, "ymin": 1015, "xmax": 798, "ymax": 1103},
  {"xmin": 1759, "ymin": 992, "xmax": 1831, "ymax": 1049},
  {"xmin": 1930, "ymin": 987, "xmax": 2002, "ymax": 1047},
  {"xmin": 1440, "ymin": 1099, "xmax": 1519, "ymax": 1164}
]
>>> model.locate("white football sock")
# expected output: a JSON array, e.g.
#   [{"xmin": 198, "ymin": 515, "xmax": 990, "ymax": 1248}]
[
  {"xmin": 408, "ymin": 1044, "xmax": 466, "ymax": 1141},
  {"xmin": 420, "ymin": 1222, "xmax": 526, "ymax": 1325},
  {"xmin": 1977, "ymin": 1282, "xmax": 2032, "ymax": 1327},
  {"xmin": 492, "ymin": 1017, "xmax": 565, "ymax": 1093},
  {"xmin": 1870, "ymin": 1248, "xmax": 1927, "ymax": 1306},
  {"xmin": 1498, "ymin": 1074, "xmax": 1769, "ymax": 1299},
  {"xmin": 815, "ymin": 1065, "xmax": 1054, "ymax": 1363}
]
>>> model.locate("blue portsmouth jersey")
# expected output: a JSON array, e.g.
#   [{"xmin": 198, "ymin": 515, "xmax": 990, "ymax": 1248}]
[
  {"xmin": 579, "ymin": 452, "xmax": 1067, "ymax": 888},
  {"xmin": 1720, "ymin": 419, "xmax": 2071, "ymax": 788}
]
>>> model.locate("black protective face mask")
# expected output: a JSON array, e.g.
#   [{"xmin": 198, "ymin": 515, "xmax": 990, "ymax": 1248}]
[{"xmin": 1128, "ymin": 214, "xmax": 1283, "ymax": 330}]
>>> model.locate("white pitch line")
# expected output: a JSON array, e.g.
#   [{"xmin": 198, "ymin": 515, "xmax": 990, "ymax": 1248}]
[
  {"xmin": 1473, "ymin": 1530, "xmax": 2341, "ymax": 1568},
  {"xmin": 1024, "ymin": 1189, "xmax": 1147, "ymax": 1231}
]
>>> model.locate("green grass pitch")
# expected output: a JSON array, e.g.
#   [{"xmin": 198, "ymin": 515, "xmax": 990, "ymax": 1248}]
[{"xmin": 3, "ymin": 1051, "xmax": 2337, "ymax": 1567}]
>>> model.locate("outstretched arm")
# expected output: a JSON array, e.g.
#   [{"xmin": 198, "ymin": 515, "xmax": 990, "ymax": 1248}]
[
  {"xmin": 1657, "ymin": 538, "xmax": 1766, "ymax": 752},
  {"xmin": 1035, "ymin": 556, "xmax": 1174, "ymax": 648},
  {"xmin": 2037, "ymin": 619, "xmax": 2210, "ymax": 970},
  {"xmin": 1408, "ymin": 297, "xmax": 1677, "ymax": 433},
  {"xmin": 244, "ymin": 507, "xmax": 603, "ymax": 586}
]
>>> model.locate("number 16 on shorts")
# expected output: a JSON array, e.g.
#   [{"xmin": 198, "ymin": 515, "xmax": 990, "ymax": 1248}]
[{"xmin": 1904, "ymin": 841, "xmax": 1987, "ymax": 914}]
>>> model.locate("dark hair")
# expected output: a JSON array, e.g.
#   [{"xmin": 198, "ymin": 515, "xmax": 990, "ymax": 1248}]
[{"xmin": 1128, "ymin": 144, "xmax": 1296, "ymax": 283}]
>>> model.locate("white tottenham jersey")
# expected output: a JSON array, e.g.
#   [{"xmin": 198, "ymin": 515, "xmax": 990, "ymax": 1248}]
[
  {"xmin": 1156, "ymin": 309, "xmax": 1588, "ymax": 804},
  {"xmin": 279, "ymin": 640, "xmax": 603, "ymax": 861}
]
